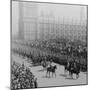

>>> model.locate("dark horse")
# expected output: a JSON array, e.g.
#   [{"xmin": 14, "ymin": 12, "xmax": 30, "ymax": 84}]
[
  {"xmin": 46, "ymin": 65, "xmax": 57, "ymax": 78},
  {"xmin": 65, "ymin": 60, "xmax": 80, "ymax": 79},
  {"xmin": 70, "ymin": 62, "xmax": 80, "ymax": 79}
]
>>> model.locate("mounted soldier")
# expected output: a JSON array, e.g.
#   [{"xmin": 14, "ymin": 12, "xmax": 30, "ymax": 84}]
[{"xmin": 66, "ymin": 56, "xmax": 80, "ymax": 79}]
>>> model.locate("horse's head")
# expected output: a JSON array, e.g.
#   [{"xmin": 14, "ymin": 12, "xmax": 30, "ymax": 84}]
[{"xmin": 54, "ymin": 65, "xmax": 57, "ymax": 69}]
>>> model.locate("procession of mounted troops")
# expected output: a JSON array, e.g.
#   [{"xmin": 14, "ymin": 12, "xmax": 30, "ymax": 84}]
[{"xmin": 12, "ymin": 39, "xmax": 87, "ymax": 80}]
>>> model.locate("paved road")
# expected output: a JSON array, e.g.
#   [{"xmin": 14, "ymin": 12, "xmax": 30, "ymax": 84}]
[{"xmin": 12, "ymin": 53, "xmax": 87, "ymax": 88}]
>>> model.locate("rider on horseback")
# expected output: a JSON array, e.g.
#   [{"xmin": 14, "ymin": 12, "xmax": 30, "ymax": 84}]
[{"xmin": 66, "ymin": 56, "xmax": 80, "ymax": 79}]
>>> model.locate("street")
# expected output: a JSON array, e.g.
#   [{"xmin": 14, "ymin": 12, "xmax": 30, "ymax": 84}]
[{"xmin": 12, "ymin": 53, "xmax": 87, "ymax": 88}]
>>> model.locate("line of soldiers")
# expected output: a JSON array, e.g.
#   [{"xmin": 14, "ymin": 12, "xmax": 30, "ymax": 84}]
[{"xmin": 12, "ymin": 41, "xmax": 87, "ymax": 72}]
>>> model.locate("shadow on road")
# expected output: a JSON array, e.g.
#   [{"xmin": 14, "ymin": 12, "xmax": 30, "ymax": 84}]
[
  {"xmin": 42, "ymin": 75, "xmax": 51, "ymax": 79},
  {"xmin": 59, "ymin": 74, "xmax": 67, "ymax": 77},
  {"xmin": 38, "ymin": 69, "xmax": 45, "ymax": 72}
]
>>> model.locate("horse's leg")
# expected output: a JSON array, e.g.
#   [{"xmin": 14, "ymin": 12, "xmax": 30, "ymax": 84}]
[
  {"xmin": 76, "ymin": 74, "xmax": 78, "ymax": 79},
  {"xmin": 76, "ymin": 73, "xmax": 79, "ymax": 79},
  {"xmin": 49, "ymin": 72, "xmax": 50, "ymax": 78},
  {"xmin": 64, "ymin": 67, "xmax": 67, "ymax": 74},
  {"xmin": 42, "ymin": 65, "xmax": 43, "ymax": 70},
  {"xmin": 78, "ymin": 74, "xmax": 79, "ymax": 79},
  {"xmin": 54, "ymin": 72, "xmax": 56, "ymax": 78},
  {"xmin": 71, "ymin": 73, "xmax": 73, "ymax": 79},
  {"xmin": 52, "ymin": 72, "xmax": 53, "ymax": 77},
  {"xmin": 43, "ymin": 66, "xmax": 44, "ymax": 70},
  {"xmin": 46, "ymin": 70, "xmax": 48, "ymax": 77},
  {"xmin": 64, "ymin": 69, "xmax": 66, "ymax": 74},
  {"xmin": 69, "ymin": 71, "xmax": 71, "ymax": 76}
]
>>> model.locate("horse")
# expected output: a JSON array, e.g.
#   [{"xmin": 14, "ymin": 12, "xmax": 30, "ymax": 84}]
[
  {"xmin": 69, "ymin": 62, "xmax": 80, "ymax": 79},
  {"xmin": 46, "ymin": 65, "xmax": 57, "ymax": 78},
  {"xmin": 41, "ymin": 61, "xmax": 47, "ymax": 70},
  {"xmin": 42, "ymin": 63, "xmax": 47, "ymax": 69},
  {"xmin": 64, "ymin": 61, "xmax": 70, "ymax": 74},
  {"xmin": 65, "ymin": 60, "xmax": 80, "ymax": 79},
  {"xmin": 64, "ymin": 56, "xmax": 73, "ymax": 75}
]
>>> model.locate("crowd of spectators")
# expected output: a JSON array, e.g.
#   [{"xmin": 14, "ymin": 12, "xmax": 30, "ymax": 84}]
[{"xmin": 11, "ymin": 61, "xmax": 38, "ymax": 90}]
